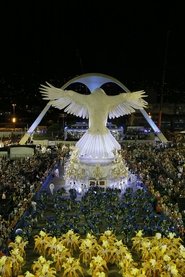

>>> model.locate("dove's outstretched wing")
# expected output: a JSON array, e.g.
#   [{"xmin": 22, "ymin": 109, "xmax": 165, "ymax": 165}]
[
  {"xmin": 107, "ymin": 90, "xmax": 148, "ymax": 119},
  {"xmin": 40, "ymin": 82, "xmax": 89, "ymax": 119}
]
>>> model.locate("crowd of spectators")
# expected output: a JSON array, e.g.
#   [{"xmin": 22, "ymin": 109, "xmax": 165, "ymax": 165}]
[
  {"xmin": 0, "ymin": 138, "xmax": 185, "ymax": 254},
  {"xmin": 121, "ymin": 140, "xmax": 185, "ymax": 234},
  {"xmin": 0, "ymin": 149, "xmax": 61, "ymax": 253}
]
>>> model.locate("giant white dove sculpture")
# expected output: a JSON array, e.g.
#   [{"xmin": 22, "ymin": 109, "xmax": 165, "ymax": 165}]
[{"xmin": 40, "ymin": 82, "xmax": 148, "ymax": 163}]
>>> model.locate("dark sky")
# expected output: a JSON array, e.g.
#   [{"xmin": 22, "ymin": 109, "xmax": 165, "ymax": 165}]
[{"xmin": 0, "ymin": 1, "xmax": 185, "ymax": 89}]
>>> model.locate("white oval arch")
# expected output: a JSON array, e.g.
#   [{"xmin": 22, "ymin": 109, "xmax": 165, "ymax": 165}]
[{"xmin": 61, "ymin": 72, "xmax": 130, "ymax": 92}]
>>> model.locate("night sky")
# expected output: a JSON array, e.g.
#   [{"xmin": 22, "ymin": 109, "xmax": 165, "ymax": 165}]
[{"xmin": 0, "ymin": 1, "xmax": 185, "ymax": 91}]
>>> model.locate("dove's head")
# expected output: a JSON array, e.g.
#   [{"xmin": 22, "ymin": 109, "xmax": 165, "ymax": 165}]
[{"xmin": 92, "ymin": 88, "xmax": 106, "ymax": 95}]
